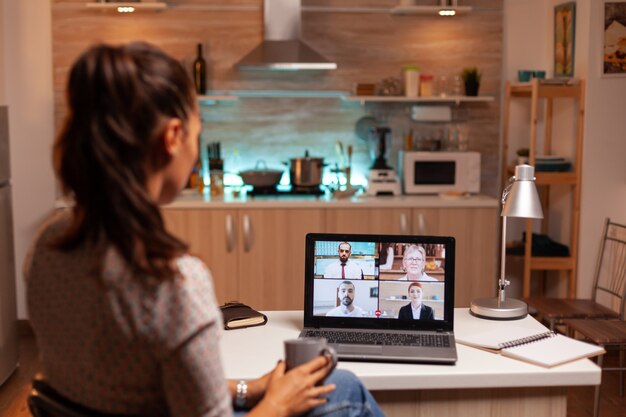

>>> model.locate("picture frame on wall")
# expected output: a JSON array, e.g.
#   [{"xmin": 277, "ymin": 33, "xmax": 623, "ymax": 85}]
[
  {"xmin": 554, "ymin": 2, "xmax": 576, "ymax": 77},
  {"xmin": 603, "ymin": 1, "xmax": 626, "ymax": 76}
]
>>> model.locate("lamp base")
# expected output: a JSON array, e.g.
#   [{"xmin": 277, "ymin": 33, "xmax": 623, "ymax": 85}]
[{"xmin": 469, "ymin": 297, "xmax": 528, "ymax": 320}]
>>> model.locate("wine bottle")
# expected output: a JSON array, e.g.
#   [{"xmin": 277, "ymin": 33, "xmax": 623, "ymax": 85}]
[{"xmin": 193, "ymin": 43, "xmax": 207, "ymax": 94}]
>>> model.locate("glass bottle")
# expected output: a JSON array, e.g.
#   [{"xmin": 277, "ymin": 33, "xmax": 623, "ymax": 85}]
[{"xmin": 193, "ymin": 43, "xmax": 207, "ymax": 94}]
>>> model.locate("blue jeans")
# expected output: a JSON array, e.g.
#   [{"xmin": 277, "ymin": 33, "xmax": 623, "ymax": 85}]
[{"xmin": 234, "ymin": 369, "xmax": 385, "ymax": 417}]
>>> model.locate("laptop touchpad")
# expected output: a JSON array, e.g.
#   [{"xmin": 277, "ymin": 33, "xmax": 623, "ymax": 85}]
[{"xmin": 338, "ymin": 345, "xmax": 383, "ymax": 355}]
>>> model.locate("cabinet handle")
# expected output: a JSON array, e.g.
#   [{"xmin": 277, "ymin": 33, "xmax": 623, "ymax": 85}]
[
  {"xmin": 418, "ymin": 213, "xmax": 426, "ymax": 235},
  {"xmin": 242, "ymin": 214, "xmax": 252, "ymax": 252},
  {"xmin": 225, "ymin": 214, "xmax": 235, "ymax": 253},
  {"xmin": 400, "ymin": 213, "xmax": 408, "ymax": 234}
]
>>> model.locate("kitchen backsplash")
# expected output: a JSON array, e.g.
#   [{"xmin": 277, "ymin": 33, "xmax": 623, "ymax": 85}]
[
  {"xmin": 51, "ymin": 0, "xmax": 503, "ymax": 196},
  {"xmin": 199, "ymin": 98, "xmax": 498, "ymax": 192}
]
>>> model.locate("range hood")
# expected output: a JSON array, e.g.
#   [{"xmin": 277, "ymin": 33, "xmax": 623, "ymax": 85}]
[{"xmin": 235, "ymin": 0, "xmax": 337, "ymax": 71}]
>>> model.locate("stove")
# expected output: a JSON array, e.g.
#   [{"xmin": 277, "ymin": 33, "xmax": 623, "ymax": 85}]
[{"xmin": 247, "ymin": 185, "xmax": 326, "ymax": 197}]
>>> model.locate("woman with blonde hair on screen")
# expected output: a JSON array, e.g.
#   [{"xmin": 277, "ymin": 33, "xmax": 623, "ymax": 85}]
[{"xmin": 397, "ymin": 244, "xmax": 438, "ymax": 282}]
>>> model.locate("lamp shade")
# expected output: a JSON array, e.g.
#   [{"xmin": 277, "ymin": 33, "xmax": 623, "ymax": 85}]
[{"xmin": 501, "ymin": 164, "xmax": 544, "ymax": 219}]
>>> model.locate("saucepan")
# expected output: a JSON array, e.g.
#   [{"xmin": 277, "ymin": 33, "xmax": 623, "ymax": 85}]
[
  {"xmin": 285, "ymin": 150, "xmax": 325, "ymax": 187},
  {"xmin": 239, "ymin": 160, "xmax": 285, "ymax": 188}
]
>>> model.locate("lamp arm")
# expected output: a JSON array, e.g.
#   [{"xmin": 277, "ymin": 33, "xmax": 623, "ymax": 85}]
[
  {"xmin": 500, "ymin": 175, "xmax": 515, "ymax": 206},
  {"xmin": 499, "ymin": 216, "xmax": 509, "ymax": 305}
]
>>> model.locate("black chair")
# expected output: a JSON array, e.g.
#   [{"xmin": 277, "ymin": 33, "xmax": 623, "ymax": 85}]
[{"xmin": 28, "ymin": 374, "xmax": 141, "ymax": 417}]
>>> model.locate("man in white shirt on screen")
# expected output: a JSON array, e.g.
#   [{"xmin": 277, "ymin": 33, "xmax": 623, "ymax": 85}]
[
  {"xmin": 326, "ymin": 281, "xmax": 366, "ymax": 317},
  {"xmin": 324, "ymin": 242, "xmax": 363, "ymax": 279}
]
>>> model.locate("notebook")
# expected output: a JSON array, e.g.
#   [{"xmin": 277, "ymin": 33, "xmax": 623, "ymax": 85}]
[
  {"xmin": 456, "ymin": 329, "xmax": 606, "ymax": 368},
  {"xmin": 299, "ymin": 233, "xmax": 457, "ymax": 364}
]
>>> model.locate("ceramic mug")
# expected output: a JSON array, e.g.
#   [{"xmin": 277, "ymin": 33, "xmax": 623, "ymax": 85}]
[
  {"xmin": 518, "ymin": 70, "xmax": 533, "ymax": 82},
  {"xmin": 284, "ymin": 337, "xmax": 338, "ymax": 375}
]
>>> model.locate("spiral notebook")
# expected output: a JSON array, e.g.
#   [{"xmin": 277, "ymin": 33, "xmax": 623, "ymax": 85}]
[{"xmin": 456, "ymin": 330, "xmax": 605, "ymax": 368}]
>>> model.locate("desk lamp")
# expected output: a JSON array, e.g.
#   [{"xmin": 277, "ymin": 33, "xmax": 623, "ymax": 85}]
[{"xmin": 470, "ymin": 164, "xmax": 543, "ymax": 320}]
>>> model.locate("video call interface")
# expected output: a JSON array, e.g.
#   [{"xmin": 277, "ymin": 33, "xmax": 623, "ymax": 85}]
[{"xmin": 312, "ymin": 240, "xmax": 447, "ymax": 321}]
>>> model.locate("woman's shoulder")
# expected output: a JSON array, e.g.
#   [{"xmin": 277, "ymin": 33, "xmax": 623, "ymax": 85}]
[
  {"xmin": 23, "ymin": 209, "xmax": 72, "ymax": 279},
  {"xmin": 35, "ymin": 209, "xmax": 72, "ymax": 243}
]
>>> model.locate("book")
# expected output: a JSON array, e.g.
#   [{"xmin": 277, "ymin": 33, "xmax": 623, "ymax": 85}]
[
  {"xmin": 456, "ymin": 330, "xmax": 605, "ymax": 368},
  {"xmin": 220, "ymin": 301, "xmax": 268, "ymax": 330}
]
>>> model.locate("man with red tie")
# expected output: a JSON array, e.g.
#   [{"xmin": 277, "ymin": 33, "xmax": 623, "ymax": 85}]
[{"xmin": 323, "ymin": 242, "xmax": 363, "ymax": 279}]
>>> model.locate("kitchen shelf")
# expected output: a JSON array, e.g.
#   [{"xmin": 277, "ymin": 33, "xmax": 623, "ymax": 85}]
[
  {"xmin": 342, "ymin": 95, "xmax": 494, "ymax": 105},
  {"xmin": 502, "ymin": 78, "xmax": 585, "ymax": 298},
  {"xmin": 390, "ymin": 5, "xmax": 472, "ymax": 16},
  {"xmin": 508, "ymin": 82, "xmax": 582, "ymax": 98},
  {"xmin": 197, "ymin": 94, "xmax": 238, "ymax": 105},
  {"xmin": 505, "ymin": 167, "xmax": 577, "ymax": 185},
  {"xmin": 85, "ymin": 2, "xmax": 167, "ymax": 12},
  {"xmin": 207, "ymin": 90, "xmax": 350, "ymax": 99}
]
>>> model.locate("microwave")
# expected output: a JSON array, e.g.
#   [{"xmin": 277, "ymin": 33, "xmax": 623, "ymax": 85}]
[{"xmin": 399, "ymin": 151, "xmax": 481, "ymax": 194}]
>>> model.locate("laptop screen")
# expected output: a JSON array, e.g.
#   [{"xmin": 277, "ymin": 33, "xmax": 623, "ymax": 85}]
[{"xmin": 304, "ymin": 233, "xmax": 455, "ymax": 332}]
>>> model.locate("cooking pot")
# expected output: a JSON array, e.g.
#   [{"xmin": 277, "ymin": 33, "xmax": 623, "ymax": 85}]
[
  {"xmin": 239, "ymin": 160, "xmax": 284, "ymax": 188},
  {"xmin": 287, "ymin": 150, "xmax": 325, "ymax": 187}
]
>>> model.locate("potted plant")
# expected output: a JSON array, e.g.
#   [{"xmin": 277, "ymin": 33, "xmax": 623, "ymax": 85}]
[{"xmin": 461, "ymin": 67, "xmax": 482, "ymax": 96}]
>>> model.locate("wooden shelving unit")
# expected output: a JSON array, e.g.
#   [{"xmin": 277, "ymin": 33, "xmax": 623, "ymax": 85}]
[
  {"xmin": 501, "ymin": 79, "xmax": 585, "ymax": 298},
  {"xmin": 342, "ymin": 95, "xmax": 494, "ymax": 106}
]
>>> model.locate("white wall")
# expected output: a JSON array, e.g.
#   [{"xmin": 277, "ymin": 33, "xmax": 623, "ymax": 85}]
[
  {"xmin": 0, "ymin": 0, "xmax": 5, "ymax": 105},
  {"xmin": 504, "ymin": 0, "xmax": 626, "ymax": 298},
  {"xmin": 578, "ymin": 1, "xmax": 626, "ymax": 297},
  {"xmin": 2, "ymin": 0, "xmax": 56, "ymax": 318}
]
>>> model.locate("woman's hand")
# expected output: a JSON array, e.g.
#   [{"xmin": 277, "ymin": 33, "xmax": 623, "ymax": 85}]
[{"xmin": 254, "ymin": 356, "xmax": 336, "ymax": 417}]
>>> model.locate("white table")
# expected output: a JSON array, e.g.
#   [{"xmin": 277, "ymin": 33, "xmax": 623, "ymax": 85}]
[{"xmin": 221, "ymin": 309, "xmax": 600, "ymax": 417}]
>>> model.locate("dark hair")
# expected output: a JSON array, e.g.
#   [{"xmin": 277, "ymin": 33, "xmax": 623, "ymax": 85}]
[{"xmin": 53, "ymin": 42, "xmax": 196, "ymax": 280}]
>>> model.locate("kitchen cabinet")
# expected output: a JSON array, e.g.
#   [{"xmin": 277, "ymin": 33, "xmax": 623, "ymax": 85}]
[
  {"xmin": 324, "ymin": 208, "xmax": 411, "ymax": 234},
  {"xmin": 324, "ymin": 207, "xmax": 497, "ymax": 307},
  {"xmin": 412, "ymin": 208, "xmax": 498, "ymax": 308},
  {"xmin": 162, "ymin": 202, "xmax": 497, "ymax": 310},
  {"xmin": 501, "ymin": 80, "xmax": 585, "ymax": 298},
  {"xmin": 162, "ymin": 208, "xmax": 323, "ymax": 310}
]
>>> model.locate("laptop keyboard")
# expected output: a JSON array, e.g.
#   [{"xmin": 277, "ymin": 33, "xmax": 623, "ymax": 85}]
[{"xmin": 302, "ymin": 330, "xmax": 451, "ymax": 348}]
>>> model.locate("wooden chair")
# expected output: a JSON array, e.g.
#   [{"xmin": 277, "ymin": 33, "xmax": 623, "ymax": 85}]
[
  {"xmin": 525, "ymin": 218, "xmax": 626, "ymax": 330},
  {"xmin": 562, "ymin": 319, "xmax": 626, "ymax": 417},
  {"xmin": 28, "ymin": 374, "xmax": 140, "ymax": 417},
  {"xmin": 551, "ymin": 219, "xmax": 625, "ymax": 417}
]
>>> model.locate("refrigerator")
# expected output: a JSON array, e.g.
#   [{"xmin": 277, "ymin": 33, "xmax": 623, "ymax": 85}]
[{"xmin": 0, "ymin": 105, "xmax": 18, "ymax": 385}]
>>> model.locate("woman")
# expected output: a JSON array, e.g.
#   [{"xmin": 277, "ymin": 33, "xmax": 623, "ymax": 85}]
[
  {"xmin": 397, "ymin": 244, "xmax": 437, "ymax": 282},
  {"xmin": 24, "ymin": 42, "xmax": 383, "ymax": 417},
  {"xmin": 398, "ymin": 283, "xmax": 434, "ymax": 320}
]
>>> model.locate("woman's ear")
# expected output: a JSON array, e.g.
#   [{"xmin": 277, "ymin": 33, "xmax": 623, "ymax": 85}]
[{"xmin": 161, "ymin": 118, "xmax": 184, "ymax": 157}]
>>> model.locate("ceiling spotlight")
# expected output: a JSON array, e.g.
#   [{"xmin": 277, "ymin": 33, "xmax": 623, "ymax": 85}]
[{"xmin": 117, "ymin": 6, "xmax": 135, "ymax": 13}]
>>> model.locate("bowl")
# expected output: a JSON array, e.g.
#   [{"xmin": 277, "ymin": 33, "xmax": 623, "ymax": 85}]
[{"xmin": 239, "ymin": 160, "xmax": 284, "ymax": 188}]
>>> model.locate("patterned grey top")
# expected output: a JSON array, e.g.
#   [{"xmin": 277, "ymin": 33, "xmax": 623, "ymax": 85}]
[{"xmin": 25, "ymin": 211, "xmax": 233, "ymax": 417}]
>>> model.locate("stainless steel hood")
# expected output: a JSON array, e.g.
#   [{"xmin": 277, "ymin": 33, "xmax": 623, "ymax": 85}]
[{"xmin": 235, "ymin": 0, "xmax": 337, "ymax": 71}]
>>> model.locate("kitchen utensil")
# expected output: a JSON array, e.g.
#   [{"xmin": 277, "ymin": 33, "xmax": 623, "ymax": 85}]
[
  {"xmin": 346, "ymin": 145, "xmax": 353, "ymax": 186},
  {"xmin": 366, "ymin": 126, "xmax": 401, "ymax": 196},
  {"xmin": 335, "ymin": 140, "xmax": 345, "ymax": 168},
  {"xmin": 287, "ymin": 150, "xmax": 325, "ymax": 187},
  {"xmin": 239, "ymin": 160, "xmax": 284, "ymax": 188}
]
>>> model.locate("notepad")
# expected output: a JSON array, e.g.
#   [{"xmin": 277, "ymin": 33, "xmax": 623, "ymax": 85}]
[{"xmin": 457, "ymin": 330, "xmax": 605, "ymax": 368}]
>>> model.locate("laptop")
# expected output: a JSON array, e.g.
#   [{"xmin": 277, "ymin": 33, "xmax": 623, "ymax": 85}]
[{"xmin": 300, "ymin": 233, "xmax": 457, "ymax": 364}]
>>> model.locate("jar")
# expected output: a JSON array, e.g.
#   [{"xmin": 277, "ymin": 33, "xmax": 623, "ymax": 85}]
[
  {"xmin": 209, "ymin": 158, "xmax": 224, "ymax": 197},
  {"xmin": 402, "ymin": 65, "xmax": 420, "ymax": 97},
  {"xmin": 419, "ymin": 74, "xmax": 434, "ymax": 97}
]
